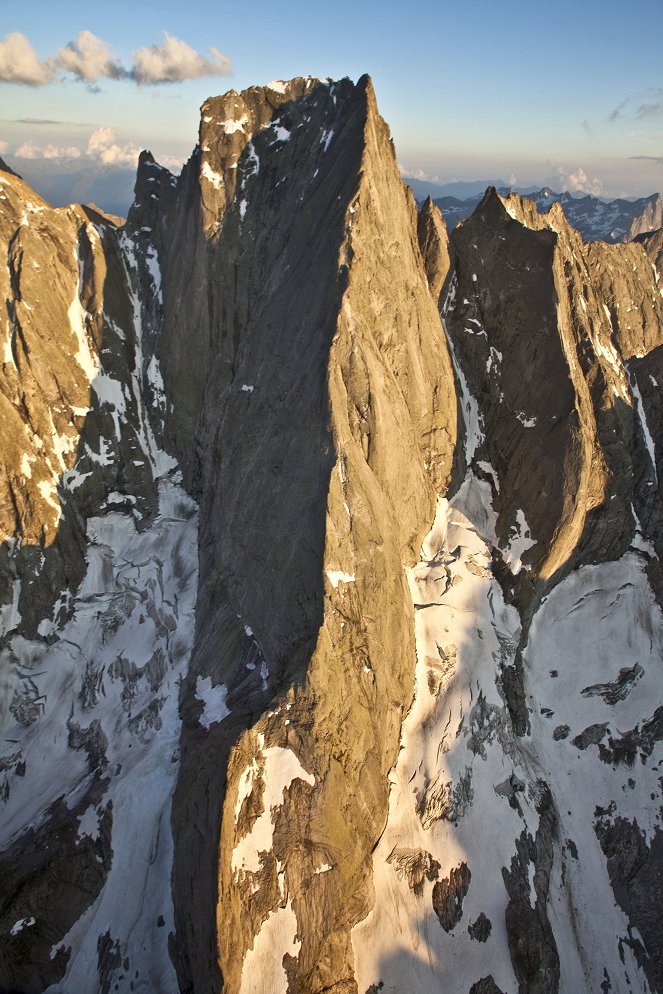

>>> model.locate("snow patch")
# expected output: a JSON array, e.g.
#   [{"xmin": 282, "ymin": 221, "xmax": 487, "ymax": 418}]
[
  {"xmin": 195, "ymin": 675, "xmax": 230, "ymax": 728},
  {"xmin": 501, "ymin": 508, "xmax": 535, "ymax": 574},
  {"xmin": 221, "ymin": 114, "xmax": 249, "ymax": 134},
  {"xmin": 77, "ymin": 806, "xmax": 101, "ymax": 841},
  {"xmin": 326, "ymin": 570, "xmax": 355, "ymax": 589},
  {"xmin": 232, "ymin": 747, "xmax": 315, "ymax": 876},
  {"xmin": 238, "ymin": 898, "xmax": 301, "ymax": 994},
  {"xmin": 201, "ymin": 161, "xmax": 223, "ymax": 190}
]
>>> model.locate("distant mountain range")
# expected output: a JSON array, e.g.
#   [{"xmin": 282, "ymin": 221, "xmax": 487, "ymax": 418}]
[{"xmin": 423, "ymin": 185, "xmax": 663, "ymax": 243}]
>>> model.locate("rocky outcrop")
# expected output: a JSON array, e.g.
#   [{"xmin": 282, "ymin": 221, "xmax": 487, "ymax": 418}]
[{"xmin": 417, "ymin": 196, "xmax": 450, "ymax": 300}]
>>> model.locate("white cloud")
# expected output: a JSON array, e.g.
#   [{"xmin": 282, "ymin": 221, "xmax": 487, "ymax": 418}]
[
  {"xmin": 55, "ymin": 31, "xmax": 124, "ymax": 82},
  {"xmin": 131, "ymin": 33, "xmax": 231, "ymax": 84},
  {"xmin": 86, "ymin": 127, "xmax": 140, "ymax": 168},
  {"xmin": 398, "ymin": 163, "xmax": 441, "ymax": 184},
  {"xmin": 555, "ymin": 165, "xmax": 603, "ymax": 197},
  {"xmin": 0, "ymin": 30, "xmax": 231, "ymax": 87},
  {"xmin": 13, "ymin": 128, "xmax": 136, "ymax": 168},
  {"xmin": 15, "ymin": 140, "xmax": 82, "ymax": 160},
  {"xmin": 15, "ymin": 141, "xmax": 40, "ymax": 159},
  {"xmin": 43, "ymin": 144, "xmax": 82, "ymax": 160},
  {"xmin": 0, "ymin": 32, "xmax": 55, "ymax": 86},
  {"xmin": 0, "ymin": 140, "xmax": 8, "ymax": 154}
]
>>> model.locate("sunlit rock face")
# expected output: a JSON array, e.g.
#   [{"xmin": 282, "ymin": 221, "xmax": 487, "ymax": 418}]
[{"xmin": 0, "ymin": 79, "xmax": 662, "ymax": 994}]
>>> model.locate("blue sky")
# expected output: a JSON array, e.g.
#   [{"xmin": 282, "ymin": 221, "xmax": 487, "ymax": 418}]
[{"xmin": 1, "ymin": 0, "xmax": 662, "ymax": 203}]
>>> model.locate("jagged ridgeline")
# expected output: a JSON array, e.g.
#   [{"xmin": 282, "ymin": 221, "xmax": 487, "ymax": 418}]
[{"xmin": 0, "ymin": 75, "xmax": 661, "ymax": 994}]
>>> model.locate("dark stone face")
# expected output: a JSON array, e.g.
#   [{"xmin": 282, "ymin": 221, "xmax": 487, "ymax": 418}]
[
  {"xmin": 468, "ymin": 912, "xmax": 492, "ymax": 942},
  {"xmin": 502, "ymin": 786, "xmax": 560, "ymax": 994},
  {"xmin": 469, "ymin": 978, "xmax": 506, "ymax": 994},
  {"xmin": 432, "ymin": 861, "xmax": 471, "ymax": 932},
  {"xmin": 595, "ymin": 812, "xmax": 663, "ymax": 993}
]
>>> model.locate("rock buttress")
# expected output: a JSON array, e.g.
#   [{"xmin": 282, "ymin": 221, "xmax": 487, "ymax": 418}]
[{"xmin": 146, "ymin": 76, "xmax": 456, "ymax": 993}]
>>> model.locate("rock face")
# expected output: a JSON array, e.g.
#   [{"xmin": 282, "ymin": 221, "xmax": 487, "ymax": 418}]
[
  {"xmin": 1, "ymin": 81, "xmax": 662, "ymax": 994},
  {"xmin": 433, "ymin": 185, "xmax": 663, "ymax": 244}
]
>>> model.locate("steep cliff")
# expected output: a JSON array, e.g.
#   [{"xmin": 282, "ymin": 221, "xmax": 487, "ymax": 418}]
[{"xmin": 128, "ymin": 75, "xmax": 457, "ymax": 994}]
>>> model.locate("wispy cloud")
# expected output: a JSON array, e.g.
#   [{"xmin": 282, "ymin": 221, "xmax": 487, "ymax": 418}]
[
  {"xmin": 609, "ymin": 87, "xmax": 663, "ymax": 123},
  {"xmin": 635, "ymin": 101, "xmax": 663, "ymax": 120},
  {"xmin": 14, "ymin": 117, "xmax": 87, "ymax": 125},
  {"xmin": 631, "ymin": 155, "xmax": 663, "ymax": 166},
  {"xmin": 0, "ymin": 30, "xmax": 232, "ymax": 88}
]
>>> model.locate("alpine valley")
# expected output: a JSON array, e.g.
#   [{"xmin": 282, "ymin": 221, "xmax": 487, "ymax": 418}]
[{"xmin": 1, "ymin": 75, "xmax": 662, "ymax": 994}]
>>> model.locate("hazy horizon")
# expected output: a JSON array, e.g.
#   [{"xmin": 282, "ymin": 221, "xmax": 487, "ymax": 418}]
[{"xmin": 1, "ymin": 0, "xmax": 661, "ymax": 212}]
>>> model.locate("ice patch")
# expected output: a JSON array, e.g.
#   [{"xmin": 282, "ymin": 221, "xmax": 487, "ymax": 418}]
[{"xmin": 10, "ymin": 917, "xmax": 36, "ymax": 936}]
